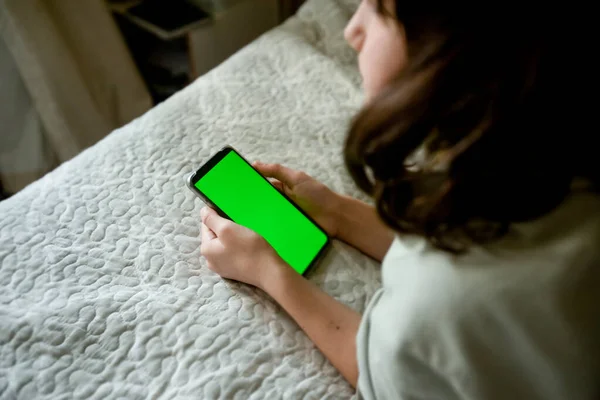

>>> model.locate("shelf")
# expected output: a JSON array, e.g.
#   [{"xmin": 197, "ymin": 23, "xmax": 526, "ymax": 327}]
[{"xmin": 107, "ymin": 0, "xmax": 211, "ymax": 41}]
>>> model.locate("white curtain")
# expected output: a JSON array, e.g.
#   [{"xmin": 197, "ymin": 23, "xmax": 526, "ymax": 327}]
[
  {"xmin": 0, "ymin": 0, "xmax": 152, "ymax": 192},
  {"xmin": 0, "ymin": 35, "xmax": 56, "ymax": 194}
]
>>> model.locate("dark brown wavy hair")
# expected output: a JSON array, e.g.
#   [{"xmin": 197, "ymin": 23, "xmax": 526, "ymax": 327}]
[{"xmin": 345, "ymin": 2, "xmax": 597, "ymax": 253}]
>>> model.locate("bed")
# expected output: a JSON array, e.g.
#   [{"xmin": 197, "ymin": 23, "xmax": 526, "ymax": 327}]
[{"xmin": 0, "ymin": 0, "xmax": 382, "ymax": 398}]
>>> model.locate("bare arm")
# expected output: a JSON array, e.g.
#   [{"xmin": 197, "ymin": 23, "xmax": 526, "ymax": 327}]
[
  {"xmin": 260, "ymin": 259, "xmax": 361, "ymax": 387},
  {"xmin": 333, "ymin": 194, "xmax": 395, "ymax": 262}
]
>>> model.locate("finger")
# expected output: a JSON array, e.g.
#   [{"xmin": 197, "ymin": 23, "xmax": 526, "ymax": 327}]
[
  {"xmin": 200, "ymin": 237, "xmax": 223, "ymax": 258},
  {"xmin": 201, "ymin": 206, "xmax": 232, "ymax": 236},
  {"xmin": 268, "ymin": 178, "xmax": 284, "ymax": 192},
  {"xmin": 201, "ymin": 221, "xmax": 216, "ymax": 241},
  {"xmin": 254, "ymin": 162, "xmax": 300, "ymax": 187}
]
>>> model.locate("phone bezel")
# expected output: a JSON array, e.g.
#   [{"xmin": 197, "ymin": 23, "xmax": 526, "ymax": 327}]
[{"xmin": 186, "ymin": 145, "xmax": 330, "ymax": 277}]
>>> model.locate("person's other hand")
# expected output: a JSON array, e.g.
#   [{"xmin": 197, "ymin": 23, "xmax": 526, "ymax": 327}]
[
  {"xmin": 200, "ymin": 207, "xmax": 286, "ymax": 289},
  {"xmin": 253, "ymin": 162, "xmax": 341, "ymax": 237}
]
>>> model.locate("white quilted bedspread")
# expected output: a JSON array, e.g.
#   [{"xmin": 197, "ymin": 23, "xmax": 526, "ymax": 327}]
[{"xmin": 0, "ymin": 0, "xmax": 382, "ymax": 398}]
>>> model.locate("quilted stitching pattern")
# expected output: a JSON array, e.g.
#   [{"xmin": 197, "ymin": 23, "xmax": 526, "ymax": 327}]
[{"xmin": 0, "ymin": 0, "xmax": 381, "ymax": 398}]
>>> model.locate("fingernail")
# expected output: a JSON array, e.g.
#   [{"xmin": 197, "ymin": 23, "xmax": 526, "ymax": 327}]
[{"xmin": 200, "ymin": 207, "xmax": 207, "ymax": 218}]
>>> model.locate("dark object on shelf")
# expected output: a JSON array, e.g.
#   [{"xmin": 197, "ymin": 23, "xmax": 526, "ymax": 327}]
[
  {"xmin": 125, "ymin": 0, "xmax": 210, "ymax": 40},
  {"xmin": 114, "ymin": 13, "xmax": 192, "ymax": 105}
]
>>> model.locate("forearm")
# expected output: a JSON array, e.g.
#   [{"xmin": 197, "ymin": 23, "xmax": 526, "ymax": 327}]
[
  {"xmin": 261, "ymin": 262, "xmax": 361, "ymax": 387},
  {"xmin": 334, "ymin": 194, "xmax": 395, "ymax": 262}
]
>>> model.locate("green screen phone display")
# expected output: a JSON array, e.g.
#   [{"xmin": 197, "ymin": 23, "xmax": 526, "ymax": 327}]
[{"xmin": 193, "ymin": 149, "xmax": 328, "ymax": 275}]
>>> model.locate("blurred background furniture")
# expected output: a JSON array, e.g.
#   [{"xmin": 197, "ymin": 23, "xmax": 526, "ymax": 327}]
[
  {"xmin": 0, "ymin": 0, "xmax": 304, "ymax": 195},
  {"xmin": 109, "ymin": 0, "xmax": 295, "ymax": 103},
  {"xmin": 0, "ymin": 0, "xmax": 152, "ymax": 194}
]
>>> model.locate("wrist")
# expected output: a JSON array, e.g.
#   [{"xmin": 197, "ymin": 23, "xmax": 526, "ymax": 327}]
[
  {"xmin": 258, "ymin": 256, "xmax": 297, "ymax": 294},
  {"xmin": 329, "ymin": 192, "xmax": 350, "ymax": 238},
  {"xmin": 330, "ymin": 193, "xmax": 354, "ymax": 239}
]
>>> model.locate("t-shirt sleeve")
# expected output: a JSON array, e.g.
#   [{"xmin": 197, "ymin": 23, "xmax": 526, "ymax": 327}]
[
  {"xmin": 357, "ymin": 324, "xmax": 461, "ymax": 400},
  {"xmin": 356, "ymin": 288, "xmax": 462, "ymax": 400}
]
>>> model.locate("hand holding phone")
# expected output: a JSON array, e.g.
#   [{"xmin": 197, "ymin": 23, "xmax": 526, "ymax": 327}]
[
  {"xmin": 187, "ymin": 146, "xmax": 330, "ymax": 276},
  {"xmin": 199, "ymin": 205, "xmax": 287, "ymax": 288},
  {"xmin": 253, "ymin": 162, "xmax": 341, "ymax": 237}
]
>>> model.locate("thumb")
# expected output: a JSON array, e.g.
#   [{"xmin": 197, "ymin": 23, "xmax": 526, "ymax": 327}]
[
  {"xmin": 254, "ymin": 162, "xmax": 300, "ymax": 188},
  {"xmin": 201, "ymin": 207, "xmax": 231, "ymax": 236}
]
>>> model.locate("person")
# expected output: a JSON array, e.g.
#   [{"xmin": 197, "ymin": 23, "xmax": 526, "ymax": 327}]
[{"xmin": 198, "ymin": 0, "xmax": 600, "ymax": 398}]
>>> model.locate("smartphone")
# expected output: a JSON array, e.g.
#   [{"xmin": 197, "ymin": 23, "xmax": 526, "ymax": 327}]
[{"xmin": 186, "ymin": 146, "xmax": 329, "ymax": 276}]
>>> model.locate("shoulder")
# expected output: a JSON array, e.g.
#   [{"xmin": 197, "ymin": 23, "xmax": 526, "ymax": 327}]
[
  {"xmin": 381, "ymin": 191, "xmax": 600, "ymax": 302},
  {"xmin": 358, "ymin": 192, "xmax": 600, "ymax": 399}
]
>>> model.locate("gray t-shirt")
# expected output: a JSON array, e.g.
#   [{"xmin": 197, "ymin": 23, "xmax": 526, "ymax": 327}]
[{"xmin": 357, "ymin": 192, "xmax": 600, "ymax": 400}]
